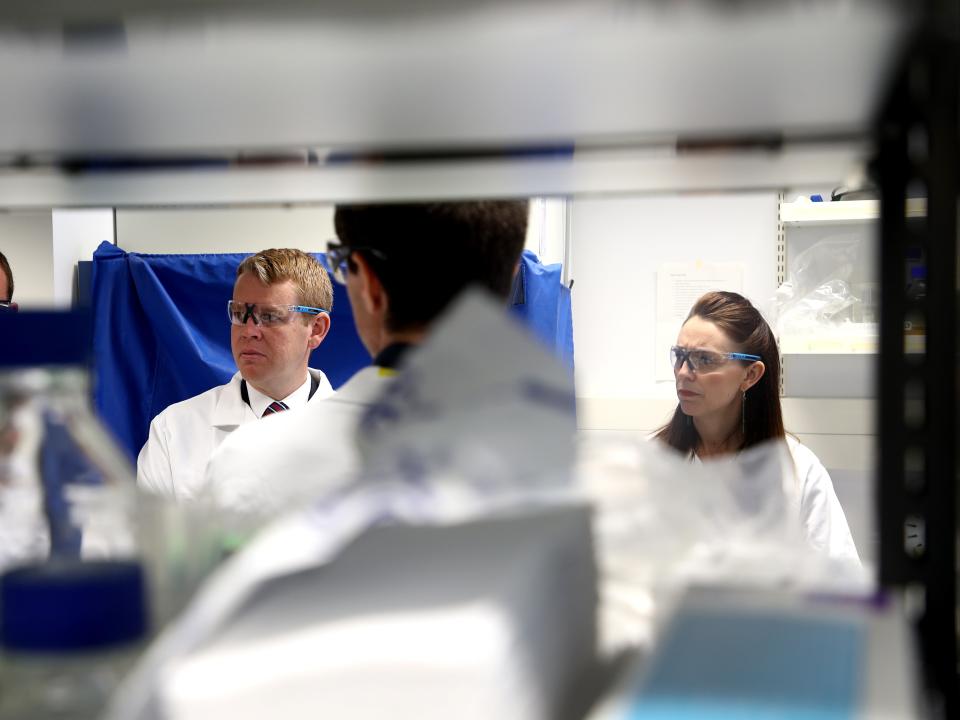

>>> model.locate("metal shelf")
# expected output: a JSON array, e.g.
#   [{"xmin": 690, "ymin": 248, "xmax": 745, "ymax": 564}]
[{"xmin": 780, "ymin": 198, "xmax": 926, "ymax": 225}]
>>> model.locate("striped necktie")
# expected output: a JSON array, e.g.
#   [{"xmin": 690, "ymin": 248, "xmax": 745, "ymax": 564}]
[{"xmin": 262, "ymin": 400, "xmax": 289, "ymax": 417}]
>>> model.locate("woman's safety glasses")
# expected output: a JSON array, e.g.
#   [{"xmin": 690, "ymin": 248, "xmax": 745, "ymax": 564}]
[
  {"xmin": 670, "ymin": 346, "xmax": 761, "ymax": 373},
  {"xmin": 227, "ymin": 301, "xmax": 328, "ymax": 327}
]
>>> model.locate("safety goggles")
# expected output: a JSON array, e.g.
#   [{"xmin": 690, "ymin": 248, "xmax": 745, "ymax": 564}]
[
  {"xmin": 670, "ymin": 345, "xmax": 761, "ymax": 373},
  {"xmin": 326, "ymin": 242, "xmax": 387, "ymax": 285},
  {"xmin": 227, "ymin": 301, "xmax": 328, "ymax": 327},
  {"xmin": 0, "ymin": 301, "xmax": 18, "ymax": 312}
]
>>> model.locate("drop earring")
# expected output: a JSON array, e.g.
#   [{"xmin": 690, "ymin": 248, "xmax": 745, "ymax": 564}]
[{"xmin": 741, "ymin": 390, "xmax": 746, "ymax": 437}]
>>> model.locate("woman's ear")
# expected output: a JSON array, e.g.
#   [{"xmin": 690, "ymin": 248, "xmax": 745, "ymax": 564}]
[{"xmin": 741, "ymin": 361, "xmax": 766, "ymax": 392}]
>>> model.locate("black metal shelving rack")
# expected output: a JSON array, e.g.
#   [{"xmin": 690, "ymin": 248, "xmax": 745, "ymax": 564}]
[{"xmin": 874, "ymin": 1, "xmax": 959, "ymax": 715}]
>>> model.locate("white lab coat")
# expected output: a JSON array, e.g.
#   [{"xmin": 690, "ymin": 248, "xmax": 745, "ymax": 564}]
[
  {"xmin": 137, "ymin": 368, "xmax": 334, "ymax": 501},
  {"xmin": 688, "ymin": 434, "xmax": 860, "ymax": 564},
  {"xmin": 204, "ymin": 365, "xmax": 396, "ymax": 516},
  {"xmin": 784, "ymin": 435, "xmax": 861, "ymax": 564}
]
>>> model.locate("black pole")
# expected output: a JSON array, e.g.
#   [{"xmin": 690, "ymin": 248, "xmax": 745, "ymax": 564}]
[{"xmin": 873, "ymin": 6, "xmax": 958, "ymax": 714}]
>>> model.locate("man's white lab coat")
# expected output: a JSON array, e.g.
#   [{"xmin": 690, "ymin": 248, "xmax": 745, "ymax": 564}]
[
  {"xmin": 137, "ymin": 368, "xmax": 334, "ymax": 501},
  {"xmin": 204, "ymin": 365, "xmax": 396, "ymax": 517}
]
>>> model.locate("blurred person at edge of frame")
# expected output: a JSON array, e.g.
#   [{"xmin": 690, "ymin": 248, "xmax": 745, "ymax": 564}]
[
  {"xmin": 0, "ymin": 251, "xmax": 17, "ymax": 312},
  {"xmin": 655, "ymin": 290, "xmax": 860, "ymax": 564}
]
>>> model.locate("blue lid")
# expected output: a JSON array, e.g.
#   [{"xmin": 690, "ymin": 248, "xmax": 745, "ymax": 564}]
[
  {"xmin": 1, "ymin": 560, "xmax": 148, "ymax": 651},
  {"xmin": 0, "ymin": 311, "xmax": 92, "ymax": 367}
]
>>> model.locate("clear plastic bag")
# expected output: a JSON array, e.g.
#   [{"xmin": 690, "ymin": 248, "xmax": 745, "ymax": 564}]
[
  {"xmin": 577, "ymin": 435, "xmax": 867, "ymax": 654},
  {"xmin": 774, "ymin": 236, "xmax": 865, "ymax": 336}
]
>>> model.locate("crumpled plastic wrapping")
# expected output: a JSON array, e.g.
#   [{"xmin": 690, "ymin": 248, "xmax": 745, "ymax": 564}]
[
  {"xmin": 577, "ymin": 433, "xmax": 869, "ymax": 653},
  {"xmin": 773, "ymin": 235, "xmax": 867, "ymax": 336}
]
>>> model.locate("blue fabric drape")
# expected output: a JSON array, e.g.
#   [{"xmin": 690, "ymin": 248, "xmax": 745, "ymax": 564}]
[
  {"xmin": 512, "ymin": 250, "xmax": 575, "ymax": 370},
  {"xmin": 91, "ymin": 243, "xmax": 573, "ymax": 461}
]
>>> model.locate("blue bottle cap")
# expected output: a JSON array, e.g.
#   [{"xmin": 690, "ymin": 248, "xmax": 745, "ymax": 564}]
[{"xmin": 1, "ymin": 560, "xmax": 148, "ymax": 652}]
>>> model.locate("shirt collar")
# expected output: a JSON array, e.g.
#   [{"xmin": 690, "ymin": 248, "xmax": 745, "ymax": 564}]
[{"xmin": 244, "ymin": 374, "xmax": 312, "ymax": 418}]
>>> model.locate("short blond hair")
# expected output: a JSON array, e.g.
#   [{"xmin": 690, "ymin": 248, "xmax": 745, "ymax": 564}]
[{"xmin": 236, "ymin": 248, "xmax": 333, "ymax": 315}]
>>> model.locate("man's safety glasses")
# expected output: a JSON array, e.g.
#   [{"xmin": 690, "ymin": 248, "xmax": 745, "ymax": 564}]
[
  {"xmin": 325, "ymin": 242, "xmax": 387, "ymax": 285},
  {"xmin": 0, "ymin": 301, "xmax": 18, "ymax": 312},
  {"xmin": 670, "ymin": 346, "xmax": 761, "ymax": 373},
  {"xmin": 227, "ymin": 301, "xmax": 328, "ymax": 327}
]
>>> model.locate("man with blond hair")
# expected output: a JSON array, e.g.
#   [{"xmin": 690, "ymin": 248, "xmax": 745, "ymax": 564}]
[{"xmin": 137, "ymin": 248, "xmax": 335, "ymax": 499}]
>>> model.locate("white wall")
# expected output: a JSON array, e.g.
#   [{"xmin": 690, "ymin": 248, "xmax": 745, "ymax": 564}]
[
  {"xmin": 0, "ymin": 210, "xmax": 55, "ymax": 308},
  {"xmin": 52, "ymin": 209, "xmax": 115, "ymax": 308},
  {"xmin": 116, "ymin": 206, "xmax": 336, "ymax": 254},
  {"xmin": 117, "ymin": 202, "xmax": 556, "ymax": 259},
  {"xmin": 570, "ymin": 192, "xmax": 780, "ymax": 401}
]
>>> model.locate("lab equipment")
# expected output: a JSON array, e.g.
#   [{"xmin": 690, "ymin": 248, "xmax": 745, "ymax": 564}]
[
  {"xmin": 0, "ymin": 312, "xmax": 224, "ymax": 719},
  {"xmin": 157, "ymin": 507, "xmax": 597, "ymax": 720},
  {"xmin": 0, "ymin": 561, "xmax": 148, "ymax": 720},
  {"xmin": 588, "ymin": 587, "xmax": 922, "ymax": 720},
  {"xmin": 0, "ymin": 311, "xmax": 148, "ymax": 719}
]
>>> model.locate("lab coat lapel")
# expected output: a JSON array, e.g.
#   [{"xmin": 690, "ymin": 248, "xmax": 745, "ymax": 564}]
[{"xmin": 210, "ymin": 373, "xmax": 252, "ymax": 430}]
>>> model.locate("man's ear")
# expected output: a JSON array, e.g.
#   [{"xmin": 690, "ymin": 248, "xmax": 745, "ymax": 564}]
[
  {"xmin": 741, "ymin": 361, "xmax": 766, "ymax": 392},
  {"xmin": 353, "ymin": 252, "xmax": 387, "ymax": 317},
  {"xmin": 307, "ymin": 312, "xmax": 331, "ymax": 350}
]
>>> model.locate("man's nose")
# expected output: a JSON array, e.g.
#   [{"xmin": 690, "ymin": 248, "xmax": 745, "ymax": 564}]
[{"xmin": 239, "ymin": 316, "xmax": 262, "ymax": 334}]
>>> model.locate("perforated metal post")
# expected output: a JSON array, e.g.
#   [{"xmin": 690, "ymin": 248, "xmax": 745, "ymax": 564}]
[{"xmin": 873, "ymin": 8, "xmax": 958, "ymax": 713}]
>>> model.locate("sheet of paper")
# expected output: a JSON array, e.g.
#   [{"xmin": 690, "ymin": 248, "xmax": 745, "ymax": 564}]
[{"xmin": 655, "ymin": 262, "xmax": 744, "ymax": 381}]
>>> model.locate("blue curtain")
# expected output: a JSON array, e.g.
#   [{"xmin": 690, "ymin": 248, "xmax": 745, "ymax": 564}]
[
  {"xmin": 513, "ymin": 250, "xmax": 575, "ymax": 370},
  {"xmin": 91, "ymin": 243, "xmax": 573, "ymax": 461}
]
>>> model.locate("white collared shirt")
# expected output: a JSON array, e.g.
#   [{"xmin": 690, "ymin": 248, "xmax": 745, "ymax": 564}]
[
  {"xmin": 205, "ymin": 365, "xmax": 397, "ymax": 517},
  {"xmin": 244, "ymin": 374, "xmax": 313, "ymax": 418}
]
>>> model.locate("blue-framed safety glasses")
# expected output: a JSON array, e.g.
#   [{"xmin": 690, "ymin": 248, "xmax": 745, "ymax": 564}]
[
  {"xmin": 226, "ymin": 301, "xmax": 328, "ymax": 327},
  {"xmin": 670, "ymin": 346, "xmax": 761, "ymax": 373}
]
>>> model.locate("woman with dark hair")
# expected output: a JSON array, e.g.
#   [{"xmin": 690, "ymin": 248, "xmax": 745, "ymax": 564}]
[{"xmin": 655, "ymin": 291, "xmax": 859, "ymax": 563}]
